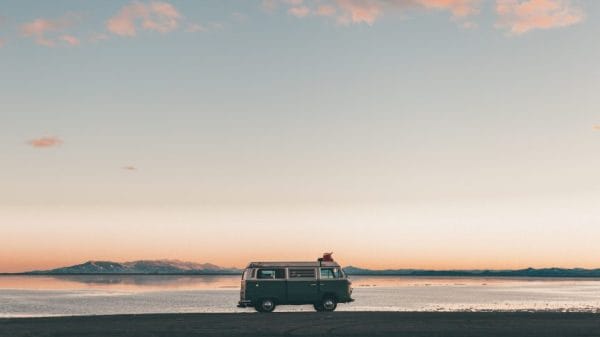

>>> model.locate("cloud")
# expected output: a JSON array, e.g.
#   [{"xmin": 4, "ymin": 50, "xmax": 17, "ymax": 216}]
[
  {"xmin": 60, "ymin": 34, "xmax": 80, "ymax": 46},
  {"xmin": 107, "ymin": 1, "xmax": 181, "ymax": 37},
  {"xmin": 416, "ymin": 0, "xmax": 480, "ymax": 18},
  {"xmin": 334, "ymin": 0, "xmax": 383, "ymax": 25},
  {"xmin": 262, "ymin": 0, "xmax": 280, "ymax": 12},
  {"xmin": 122, "ymin": 166, "xmax": 138, "ymax": 171},
  {"xmin": 0, "ymin": 16, "xmax": 6, "ymax": 45},
  {"xmin": 27, "ymin": 137, "xmax": 63, "ymax": 148},
  {"xmin": 316, "ymin": 5, "xmax": 337, "ymax": 16},
  {"xmin": 185, "ymin": 23, "xmax": 206, "ymax": 33},
  {"xmin": 20, "ymin": 14, "xmax": 80, "ymax": 47},
  {"xmin": 461, "ymin": 20, "xmax": 478, "ymax": 29},
  {"xmin": 270, "ymin": 0, "xmax": 480, "ymax": 25},
  {"xmin": 289, "ymin": 6, "xmax": 311, "ymax": 18},
  {"xmin": 496, "ymin": 0, "xmax": 585, "ymax": 35},
  {"xmin": 593, "ymin": 125, "xmax": 600, "ymax": 131}
]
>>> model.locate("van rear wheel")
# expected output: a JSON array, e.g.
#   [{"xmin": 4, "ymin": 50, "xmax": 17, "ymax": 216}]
[
  {"xmin": 313, "ymin": 303, "xmax": 324, "ymax": 312},
  {"xmin": 255, "ymin": 298, "xmax": 276, "ymax": 313},
  {"xmin": 320, "ymin": 296, "xmax": 337, "ymax": 312}
]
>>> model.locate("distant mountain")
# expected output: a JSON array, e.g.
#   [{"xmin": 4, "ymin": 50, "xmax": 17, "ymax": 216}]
[
  {"xmin": 343, "ymin": 266, "xmax": 600, "ymax": 278},
  {"xmin": 26, "ymin": 260, "xmax": 242, "ymax": 275},
  {"xmin": 22, "ymin": 261, "xmax": 600, "ymax": 278}
]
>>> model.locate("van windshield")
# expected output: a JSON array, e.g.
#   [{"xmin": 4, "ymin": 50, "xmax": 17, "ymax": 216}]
[{"xmin": 320, "ymin": 268, "xmax": 342, "ymax": 279}]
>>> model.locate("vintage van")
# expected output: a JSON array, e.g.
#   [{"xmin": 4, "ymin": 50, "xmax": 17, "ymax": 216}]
[{"xmin": 237, "ymin": 256, "xmax": 353, "ymax": 312}]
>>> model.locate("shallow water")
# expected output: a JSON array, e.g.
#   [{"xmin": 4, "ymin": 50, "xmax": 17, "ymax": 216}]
[{"xmin": 1, "ymin": 275, "xmax": 600, "ymax": 317}]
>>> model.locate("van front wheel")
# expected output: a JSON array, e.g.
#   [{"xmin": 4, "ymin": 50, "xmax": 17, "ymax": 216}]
[
  {"xmin": 320, "ymin": 296, "xmax": 337, "ymax": 312},
  {"xmin": 255, "ymin": 298, "xmax": 276, "ymax": 313}
]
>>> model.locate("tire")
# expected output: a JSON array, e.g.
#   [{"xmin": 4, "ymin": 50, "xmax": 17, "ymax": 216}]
[
  {"xmin": 313, "ymin": 303, "xmax": 324, "ymax": 312},
  {"xmin": 320, "ymin": 296, "xmax": 337, "ymax": 312},
  {"xmin": 255, "ymin": 298, "xmax": 276, "ymax": 313}
]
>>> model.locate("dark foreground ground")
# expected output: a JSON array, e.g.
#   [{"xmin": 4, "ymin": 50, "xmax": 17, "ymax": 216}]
[{"xmin": 1, "ymin": 312, "xmax": 600, "ymax": 337}]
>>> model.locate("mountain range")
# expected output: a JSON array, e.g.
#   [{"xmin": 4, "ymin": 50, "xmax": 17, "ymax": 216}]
[
  {"xmin": 20, "ymin": 260, "xmax": 600, "ymax": 277},
  {"xmin": 343, "ymin": 266, "xmax": 600, "ymax": 277},
  {"xmin": 25, "ymin": 260, "xmax": 242, "ymax": 275}
]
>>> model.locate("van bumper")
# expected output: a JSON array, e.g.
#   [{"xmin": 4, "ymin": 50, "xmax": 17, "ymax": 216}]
[{"xmin": 237, "ymin": 300, "xmax": 253, "ymax": 308}]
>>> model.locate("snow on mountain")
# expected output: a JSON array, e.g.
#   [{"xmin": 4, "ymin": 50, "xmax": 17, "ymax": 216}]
[{"xmin": 27, "ymin": 260, "xmax": 241, "ymax": 274}]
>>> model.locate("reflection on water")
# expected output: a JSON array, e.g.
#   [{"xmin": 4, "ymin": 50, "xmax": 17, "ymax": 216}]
[
  {"xmin": 0, "ymin": 275, "xmax": 241, "ymax": 291},
  {"xmin": 1, "ymin": 275, "xmax": 600, "ymax": 317},
  {"xmin": 6, "ymin": 275, "xmax": 600, "ymax": 291}
]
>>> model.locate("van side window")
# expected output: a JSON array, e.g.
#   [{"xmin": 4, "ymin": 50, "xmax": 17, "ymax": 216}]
[
  {"xmin": 257, "ymin": 269, "xmax": 285, "ymax": 279},
  {"xmin": 320, "ymin": 268, "xmax": 341, "ymax": 279},
  {"xmin": 289, "ymin": 268, "xmax": 315, "ymax": 278}
]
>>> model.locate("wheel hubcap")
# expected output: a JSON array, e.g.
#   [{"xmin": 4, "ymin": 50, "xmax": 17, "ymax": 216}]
[
  {"xmin": 323, "ymin": 299, "xmax": 334, "ymax": 310},
  {"xmin": 262, "ymin": 300, "xmax": 273, "ymax": 310}
]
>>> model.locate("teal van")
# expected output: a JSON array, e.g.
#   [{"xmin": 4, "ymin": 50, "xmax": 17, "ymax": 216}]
[{"xmin": 237, "ymin": 258, "xmax": 353, "ymax": 312}]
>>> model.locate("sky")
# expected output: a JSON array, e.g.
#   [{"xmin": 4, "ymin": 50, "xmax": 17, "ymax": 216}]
[{"xmin": 1, "ymin": 0, "xmax": 599, "ymax": 273}]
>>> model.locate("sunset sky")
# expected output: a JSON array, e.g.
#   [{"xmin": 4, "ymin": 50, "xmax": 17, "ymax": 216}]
[{"xmin": 1, "ymin": 0, "xmax": 599, "ymax": 273}]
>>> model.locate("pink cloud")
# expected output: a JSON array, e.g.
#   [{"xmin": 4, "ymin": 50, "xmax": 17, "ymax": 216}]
[
  {"xmin": 316, "ymin": 5, "xmax": 337, "ymax": 16},
  {"xmin": 593, "ymin": 125, "xmax": 600, "ymax": 131},
  {"xmin": 107, "ymin": 1, "xmax": 181, "ymax": 37},
  {"xmin": 335, "ymin": 0, "xmax": 382, "ymax": 25},
  {"xmin": 20, "ymin": 14, "xmax": 79, "ymax": 47},
  {"xmin": 288, "ymin": 6, "xmax": 311, "ymax": 18},
  {"xmin": 461, "ymin": 21, "xmax": 478, "ymax": 29},
  {"xmin": 262, "ymin": 0, "xmax": 280, "ymax": 12},
  {"xmin": 496, "ymin": 0, "xmax": 585, "ymax": 35},
  {"xmin": 27, "ymin": 137, "xmax": 63, "ymax": 148},
  {"xmin": 0, "ymin": 38, "xmax": 5, "ymax": 48},
  {"xmin": 60, "ymin": 34, "xmax": 80, "ymax": 46},
  {"xmin": 335, "ymin": 0, "xmax": 480, "ymax": 24},
  {"xmin": 122, "ymin": 166, "xmax": 138, "ymax": 171},
  {"xmin": 268, "ymin": 0, "xmax": 480, "ymax": 25},
  {"xmin": 416, "ymin": 0, "xmax": 480, "ymax": 18}
]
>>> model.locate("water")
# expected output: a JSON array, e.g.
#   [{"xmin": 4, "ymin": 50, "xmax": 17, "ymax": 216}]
[{"xmin": 1, "ymin": 275, "xmax": 600, "ymax": 317}]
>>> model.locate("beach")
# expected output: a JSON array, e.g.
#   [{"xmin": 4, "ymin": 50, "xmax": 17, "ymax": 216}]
[{"xmin": 2, "ymin": 312, "xmax": 599, "ymax": 337}]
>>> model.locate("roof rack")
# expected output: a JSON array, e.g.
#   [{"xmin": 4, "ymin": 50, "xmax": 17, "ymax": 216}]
[
  {"xmin": 247, "ymin": 253, "xmax": 339, "ymax": 268},
  {"xmin": 247, "ymin": 261, "xmax": 340, "ymax": 268}
]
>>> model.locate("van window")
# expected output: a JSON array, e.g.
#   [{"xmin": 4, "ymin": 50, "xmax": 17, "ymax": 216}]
[
  {"xmin": 289, "ymin": 268, "xmax": 315, "ymax": 278},
  {"xmin": 242, "ymin": 269, "xmax": 253, "ymax": 280},
  {"xmin": 257, "ymin": 269, "xmax": 285, "ymax": 279},
  {"xmin": 320, "ymin": 268, "xmax": 341, "ymax": 279}
]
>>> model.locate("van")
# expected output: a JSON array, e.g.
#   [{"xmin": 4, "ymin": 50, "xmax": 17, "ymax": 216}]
[{"xmin": 237, "ymin": 255, "xmax": 353, "ymax": 312}]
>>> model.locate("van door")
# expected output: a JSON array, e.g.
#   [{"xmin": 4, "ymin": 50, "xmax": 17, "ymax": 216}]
[
  {"xmin": 318, "ymin": 267, "xmax": 346, "ymax": 300},
  {"xmin": 287, "ymin": 268, "xmax": 318, "ymax": 304},
  {"xmin": 254, "ymin": 268, "xmax": 286, "ymax": 303}
]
